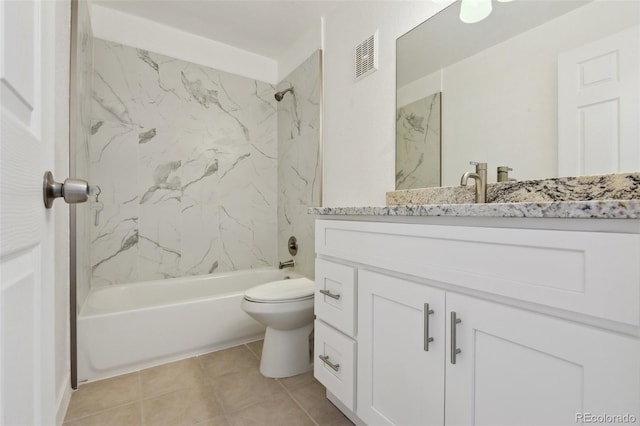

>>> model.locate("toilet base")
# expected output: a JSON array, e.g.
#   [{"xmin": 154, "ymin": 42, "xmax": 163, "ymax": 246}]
[{"xmin": 260, "ymin": 322, "xmax": 314, "ymax": 378}]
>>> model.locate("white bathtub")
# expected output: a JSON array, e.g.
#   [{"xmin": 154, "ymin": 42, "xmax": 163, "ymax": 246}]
[{"xmin": 78, "ymin": 268, "xmax": 299, "ymax": 382}]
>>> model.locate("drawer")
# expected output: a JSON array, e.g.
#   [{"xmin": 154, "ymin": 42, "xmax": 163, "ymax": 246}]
[
  {"xmin": 315, "ymin": 259, "xmax": 356, "ymax": 336},
  {"xmin": 314, "ymin": 319, "xmax": 356, "ymax": 411},
  {"xmin": 316, "ymin": 220, "xmax": 640, "ymax": 326}
]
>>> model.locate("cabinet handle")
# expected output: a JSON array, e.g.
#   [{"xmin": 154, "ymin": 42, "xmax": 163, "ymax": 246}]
[
  {"xmin": 450, "ymin": 311, "xmax": 462, "ymax": 364},
  {"xmin": 319, "ymin": 354, "xmax": 340, "ymax": 371},
  {"xmin": 319, "ymin": 289, "xmax": 341, "ymax": 300},
  {"xmin": 424, "ymin": 303, "xmax": 435, "ymax": 351}
]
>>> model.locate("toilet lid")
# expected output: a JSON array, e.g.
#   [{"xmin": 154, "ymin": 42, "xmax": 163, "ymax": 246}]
[{"xmin": 244, "ymin": 277, "xmax": 314, "ymax": 302}]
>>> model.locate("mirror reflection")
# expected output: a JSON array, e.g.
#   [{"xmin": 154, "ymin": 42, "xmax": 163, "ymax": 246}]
[{"xmin": 396, "ymin": 0, "xmax": 640, "ymax": 189}]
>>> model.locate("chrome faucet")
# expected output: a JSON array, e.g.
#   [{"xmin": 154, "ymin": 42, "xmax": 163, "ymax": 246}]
[
  {"xmin": 460, "ymin": 161, "xmax": 488, "ymax": 203},
  {"xmin": 279, "ymin": 259, "xmax": 295, "ymax": 269}
]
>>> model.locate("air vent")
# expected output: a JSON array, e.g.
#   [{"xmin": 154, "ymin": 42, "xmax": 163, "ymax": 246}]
[{"xmin": 355, "ymin": 31, "xmax": 379, "ymax": 81}]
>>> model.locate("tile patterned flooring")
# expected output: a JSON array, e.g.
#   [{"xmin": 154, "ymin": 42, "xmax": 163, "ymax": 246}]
[{"xmin": 64, "ymin": 341, "xmax": 354, "ymax": 426}]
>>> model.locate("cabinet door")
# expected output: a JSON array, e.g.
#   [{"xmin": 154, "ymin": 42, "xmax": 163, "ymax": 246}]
[
  {"xmin": 445, "ymin": 293, "xmax": 640, "ymax": 426},
  {"xmin": 358, "ymin": 270, "xmax": 445, "ymax": 425}
]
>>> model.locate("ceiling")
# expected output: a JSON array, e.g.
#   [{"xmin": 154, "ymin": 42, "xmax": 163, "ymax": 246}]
[{"xmin": 92, "ymin": 0, "xmax": 341, "ymax": 59}]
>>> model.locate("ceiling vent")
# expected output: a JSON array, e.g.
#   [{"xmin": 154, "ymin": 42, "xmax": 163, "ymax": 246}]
[{"xmin": 355, "ymin": 31, "xmax": 379, "ymax": 81}]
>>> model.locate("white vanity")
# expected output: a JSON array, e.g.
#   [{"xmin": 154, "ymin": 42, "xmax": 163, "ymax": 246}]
[{"xmin": 311, "ymin": 203, "xmax": 640, "ymax": 426}]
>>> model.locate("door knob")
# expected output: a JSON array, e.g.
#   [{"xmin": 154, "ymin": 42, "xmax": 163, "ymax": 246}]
[{"xmin": 43, "ymin": 171, "xmax": 90, "ymax": 208}]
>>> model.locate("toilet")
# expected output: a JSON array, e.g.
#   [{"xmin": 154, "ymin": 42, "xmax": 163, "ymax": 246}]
[{"xmin": 241, "ymin": 277, "xmax": 315, "ymax": 378}]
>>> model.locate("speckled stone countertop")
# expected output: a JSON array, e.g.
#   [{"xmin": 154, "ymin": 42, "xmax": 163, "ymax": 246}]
[
  {"xmin": 309, "ymin": 200, "xmax": 640, "ymax": 219},
  {"xmin": 310, "ymin": 173, "xmax": 640, "ymax": 219},
  {"xmin": 386, "ymin": 173, "xmax": 640, "ymax": 205}
]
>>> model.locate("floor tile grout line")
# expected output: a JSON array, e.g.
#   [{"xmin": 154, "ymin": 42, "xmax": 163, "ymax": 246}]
[
  {"xmin": 244, "ymin": 342, "xmax": 261, "ymax": 361},
  {"xmin": 64, "ymin": 371, "xmax": 143, "ymax": 423},
  {"xmin": 68, "ymin": 343, "xmax": 341, "ymax": 426},
  {"xmin": 138, "ymin": 371, "xmax": 145, "ymax": 425},
  {"xmin": 276, "ymin": 378, "xmax": 320, "ymax": 426},
  {"xmin": 244, "ymin": 341, "xmax": 320, "ymax": 425},
  {"xmin": 64, "ymin": 398, "xmax": 141, "ymax": 424},
  {"xmin": 198, "ymin": 354, "xmax": 233, "ymax": 421},
  {"xmin": 215, "ymin": 344, "xmax": 310, "ymax": 422}
]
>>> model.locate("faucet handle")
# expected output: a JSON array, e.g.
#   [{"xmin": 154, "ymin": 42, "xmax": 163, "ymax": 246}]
[{"xmin": 497, "ymin": 166, "xmax": 516, "ymax": 182}]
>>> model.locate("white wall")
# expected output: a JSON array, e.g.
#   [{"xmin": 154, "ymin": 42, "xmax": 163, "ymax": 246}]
[
  {"xmin": 277, "ymin": 22, "xmax": 323, "ymax": 82},
  {"xmin": 322, "ymin": 2, "xmax": 447, "ymax": 206},
  {"xmin": 90, "ymin": 4, "xmax": 279, "ymax": 84}
]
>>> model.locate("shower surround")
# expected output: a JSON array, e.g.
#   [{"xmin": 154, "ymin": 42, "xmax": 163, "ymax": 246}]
[
  {"xmin": 90, "ymin": 39, "xmax": 278, "ymax": 286},
  {"xmin": 88, "ymin": 40, "xmax": 321, "ymax": 287},
  {"xmin": 277, "ymin": 52, "xmax": 322, "ymax": 279},
  {"xmin": 75, "ymin": 0, "xmax": 94, "ymax": 306}
]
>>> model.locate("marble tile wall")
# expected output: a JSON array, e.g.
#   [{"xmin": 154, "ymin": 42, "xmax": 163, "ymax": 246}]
[
  {"xmin": 89, "ymin": 39, "xmax": 278, "ymax": 286},
  {"xmin": 277, "ymin": 51, "xmax": 322, "ymax": 279},
  {"xmin": 76, "ymin": 0, "xmax": 93, "ymax": 307},
  {"xmin": 396, "ymin": 92, "xmax": 441, "ymax": 190}
]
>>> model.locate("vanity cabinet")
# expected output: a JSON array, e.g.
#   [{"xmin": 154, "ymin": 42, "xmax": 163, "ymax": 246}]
[
  {"xmin": 357, "ymin": 270, "xmax": 445, "ymax": 425},
  {"xmin": 359, "ymin": 270, "xmax": 640, "ymax": 425},
  {"xmin": 445, "ymin": 292, "xmax": 640, "ymax": 426},
  {"xmin": 314, "ymin": 218, "xmax": 640, "ymax": 426},
  {"xmin": 314, "ymin": 258, "xmax": 357, "ymax": 411}
]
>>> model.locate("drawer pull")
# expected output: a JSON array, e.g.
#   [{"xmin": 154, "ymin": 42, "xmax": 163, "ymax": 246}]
[
  {"xmin": 319, "ymin": 289, "xmax": 341, "ymax": 300},
  {"xmin": 450, "ymin": 311, "xmax": 462, "ymax": 365},
  {"xmin": 319, "ymin": 354, "xmax": 340, "ymax": 371},
  {"xmin": 424, "ymin": 303, "xmax": 435, "ymax": 351}
]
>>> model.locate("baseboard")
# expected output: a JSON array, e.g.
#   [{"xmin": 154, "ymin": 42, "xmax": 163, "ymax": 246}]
[{"xmin": 56, "ymin": 373, "xmax": 73, "ymax": 426}]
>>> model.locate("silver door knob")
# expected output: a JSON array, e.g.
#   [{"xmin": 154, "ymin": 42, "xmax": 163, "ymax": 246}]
[{"xmin": 43, "ymin": 171, "xmax": 90, "ymax": 208}]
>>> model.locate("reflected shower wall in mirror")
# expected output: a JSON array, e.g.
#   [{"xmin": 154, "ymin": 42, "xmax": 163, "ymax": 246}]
[
  {"xmin": 396, "ymin": 92, "xmax": 441, "ymax": 189},
  {"xmin": 396, "ymin": 0, "xmax": 640, "ymax": 189}
]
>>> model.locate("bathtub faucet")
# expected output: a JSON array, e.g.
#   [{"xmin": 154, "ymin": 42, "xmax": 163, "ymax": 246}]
[{"xmin": 278, "ymin": 259, "xmax": 295, "ymax": 269}]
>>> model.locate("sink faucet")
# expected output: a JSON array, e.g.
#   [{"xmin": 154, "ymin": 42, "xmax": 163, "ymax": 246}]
[
  {"xmin": 279, "ymin": 259, "xmax": 295, "ymax": 269},
  {"xmin": 460, "ymin": 161, "xmax": 487, "ymax": 203}
]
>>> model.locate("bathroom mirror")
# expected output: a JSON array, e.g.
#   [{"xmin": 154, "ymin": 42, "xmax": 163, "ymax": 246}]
[{"xmin": 396, "ymin": 0, "xmax": 640, "ymax": 189}]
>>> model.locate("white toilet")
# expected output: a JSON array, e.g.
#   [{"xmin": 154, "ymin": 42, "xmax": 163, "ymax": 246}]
[{"xmin": 241, "ymin": 277, "xmax": 315, "ymax": 378}]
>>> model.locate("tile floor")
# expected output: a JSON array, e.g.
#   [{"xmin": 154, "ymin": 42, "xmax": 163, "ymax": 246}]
[{"xmin": 64, "ymin": 340, "xmax": 354, "ymax": 426}]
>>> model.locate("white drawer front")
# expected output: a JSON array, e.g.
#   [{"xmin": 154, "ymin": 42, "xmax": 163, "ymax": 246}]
[
  {"xmin": 316, "ymin": 220, "xmax": 640, "ymax": 326},
  {"xmin": 315, "ymin": 259, "xmax": 356, "ymax": 336},
  {"xmin": 314, "ymin": 320, "xmax": 356, "ymax": 411}
]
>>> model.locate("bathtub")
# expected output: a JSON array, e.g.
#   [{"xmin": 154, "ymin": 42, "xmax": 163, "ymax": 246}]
[{"xmin": 77, "ymin": 268, "xmax": 300, "ymax": 383}]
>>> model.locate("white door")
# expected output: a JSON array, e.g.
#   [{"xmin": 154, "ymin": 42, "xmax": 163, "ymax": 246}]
[
  {"xmin": 1, "ymin": 0, "xmax": 59, "ymax": 424},
  {"xmin": 358, "ymin": 270, "xmax": 445, "ymax": 426},
  {"xmin": 558, "ymin": 26, "xmax": 640, "ymax": 177},
  {"xmin": 445, "ymin": 293, "xmax": 640, "ymax": 426}
]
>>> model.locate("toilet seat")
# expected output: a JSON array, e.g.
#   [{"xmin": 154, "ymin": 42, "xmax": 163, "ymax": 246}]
[{"xmin": 244, "ymin": 277, "xmax": 314, "ymax": 303}]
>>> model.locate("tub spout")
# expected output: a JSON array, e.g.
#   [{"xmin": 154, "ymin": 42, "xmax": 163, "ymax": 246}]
[{"xmin": 279, "ymin": 259, "xmax": 295, "ymax": 269}]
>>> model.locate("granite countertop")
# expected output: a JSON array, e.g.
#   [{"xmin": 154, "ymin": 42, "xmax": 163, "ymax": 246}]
[
  {"xmin": 309, "ymin": 200, "xmax": 640, "ymax": 219},
  {"xmin": 310, "ymin": 173, "xmax": 640, "ymax": 219}
]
